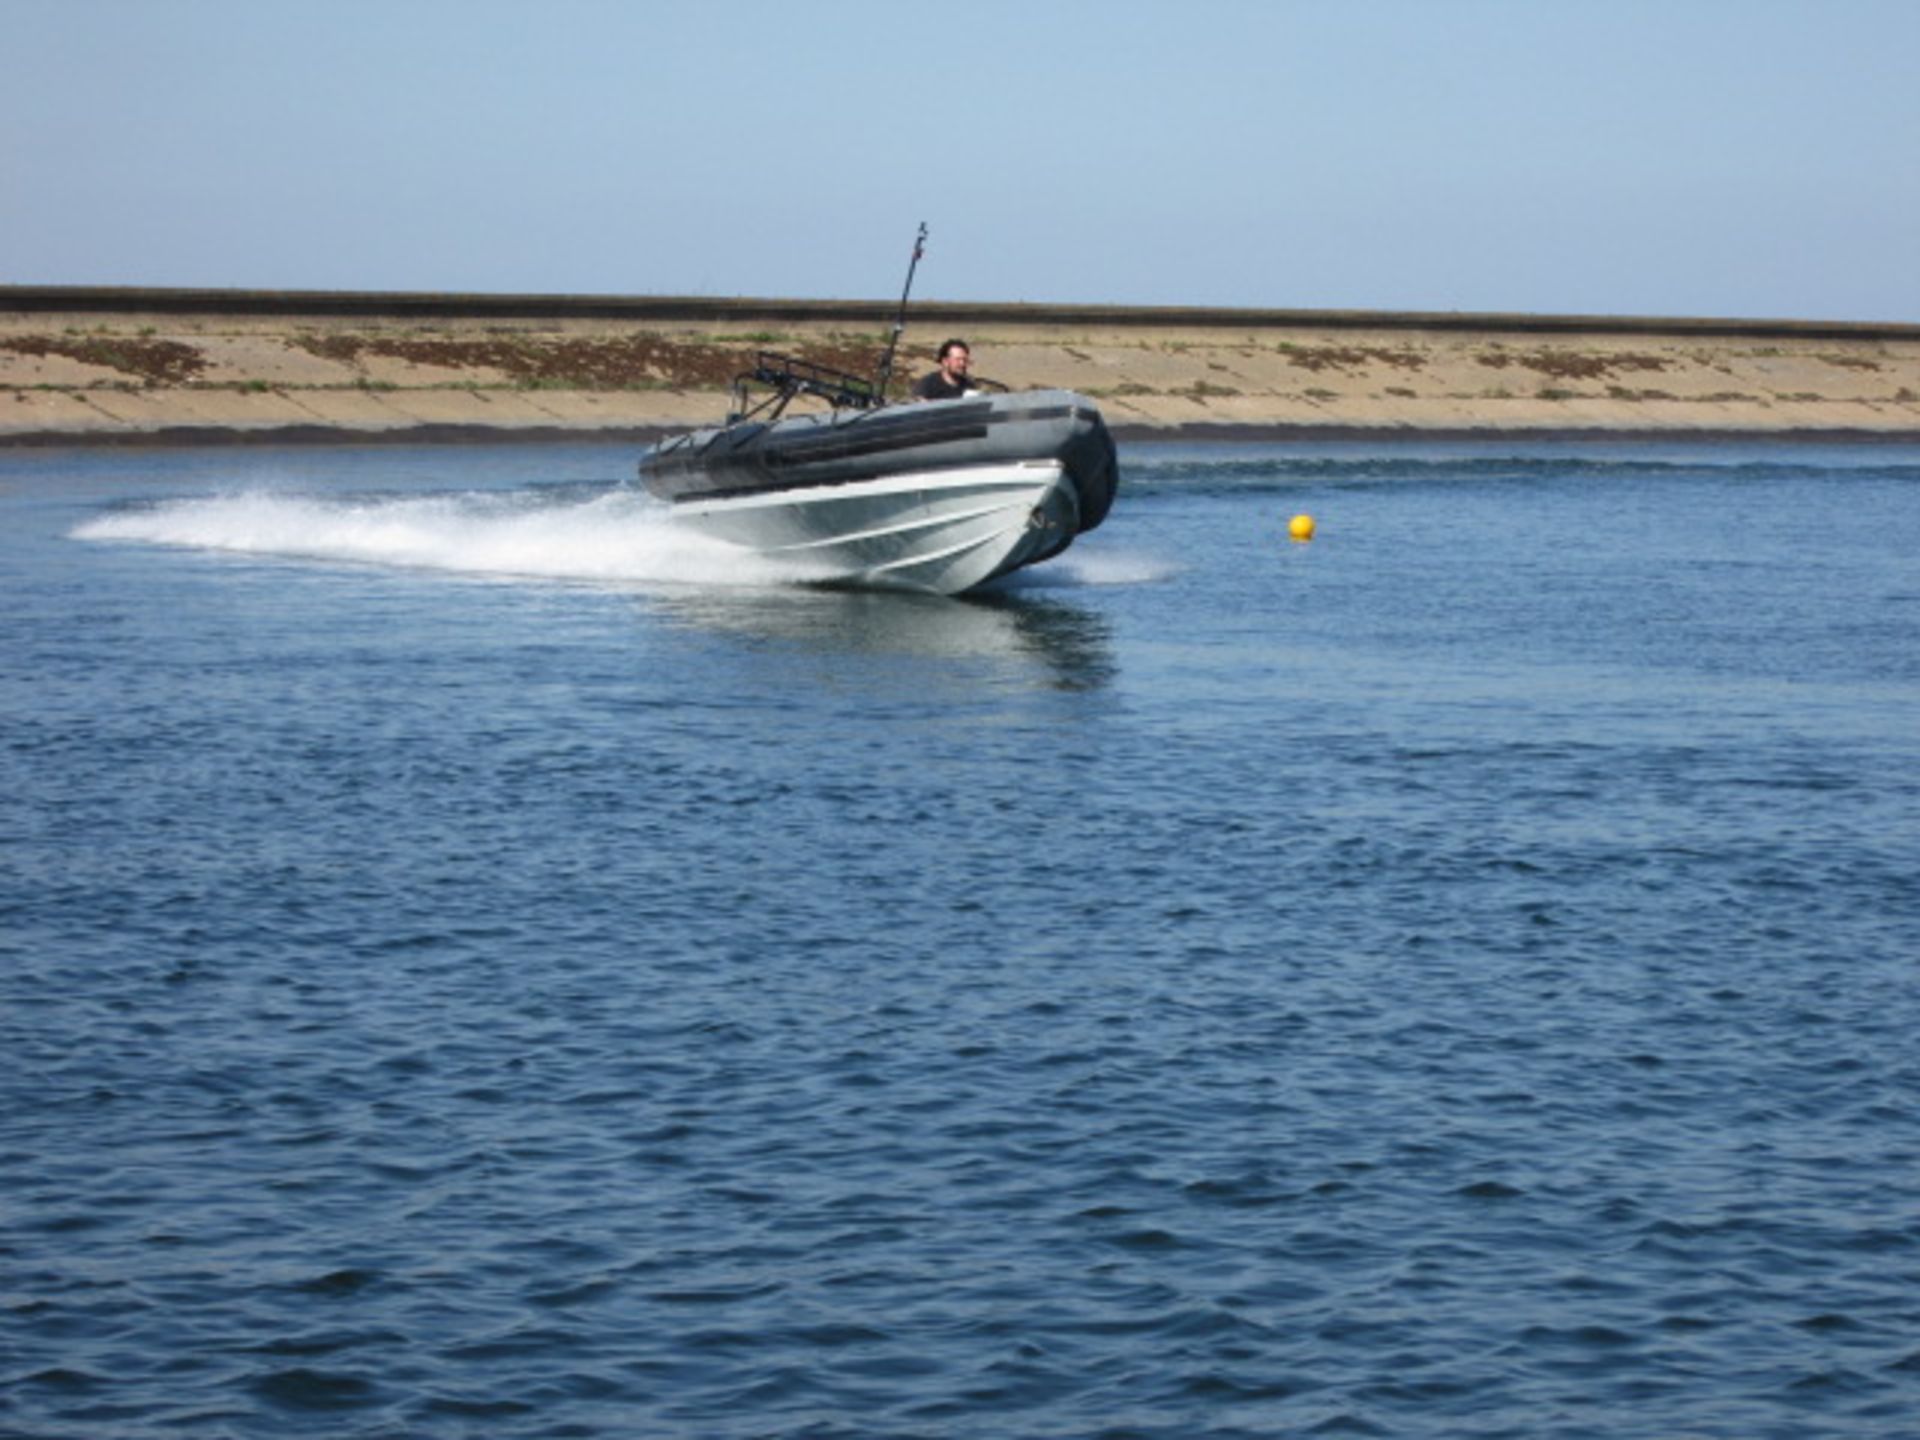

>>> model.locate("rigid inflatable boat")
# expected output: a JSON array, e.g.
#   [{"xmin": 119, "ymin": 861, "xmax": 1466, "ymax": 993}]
[{"xmin": 637, "ymin": 353, "xmax": 1119, "ymax": 595}]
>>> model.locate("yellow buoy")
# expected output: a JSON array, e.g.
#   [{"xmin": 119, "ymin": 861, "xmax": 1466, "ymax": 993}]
[{"xmin": 1288, "ymin": 513, "xmax": 1317, "ymax": 543}]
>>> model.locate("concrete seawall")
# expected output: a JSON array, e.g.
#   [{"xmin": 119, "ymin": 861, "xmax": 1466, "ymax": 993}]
[{"xmin": 6, "ymin": 286, "xmax": 1919, "ymax": 445}]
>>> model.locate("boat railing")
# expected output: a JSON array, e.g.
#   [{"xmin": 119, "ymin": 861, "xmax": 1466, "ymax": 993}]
[{"xmin": 728, "ymin": 351, "xmax": 881, "ymax": 423}]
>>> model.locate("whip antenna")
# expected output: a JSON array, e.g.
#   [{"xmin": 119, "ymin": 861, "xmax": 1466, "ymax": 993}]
[{"xmin": 875, "ymin": 222, "xmax": 928, "ymax": 403}]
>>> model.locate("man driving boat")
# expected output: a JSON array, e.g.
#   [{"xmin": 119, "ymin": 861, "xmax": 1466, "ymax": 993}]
[{"xmin": 912, "ymin": 339, "xmax": 975, "ymax": 401}]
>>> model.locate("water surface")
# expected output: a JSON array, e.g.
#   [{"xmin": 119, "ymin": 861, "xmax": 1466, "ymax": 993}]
[{"xmin": 4, "ymin": 439, "xmax": 1919, "ymax": 1437}]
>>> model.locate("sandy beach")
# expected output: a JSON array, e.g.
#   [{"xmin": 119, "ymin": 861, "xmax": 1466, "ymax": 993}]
[{"xmin": 5, "ymin": 287, "xmax": 1919, "ymax": 445}]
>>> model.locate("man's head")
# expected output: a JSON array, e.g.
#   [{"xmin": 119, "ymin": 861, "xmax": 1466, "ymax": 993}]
[{"xmin": 937, "ymin": 339, "xmax": 971, "ymax": 381}]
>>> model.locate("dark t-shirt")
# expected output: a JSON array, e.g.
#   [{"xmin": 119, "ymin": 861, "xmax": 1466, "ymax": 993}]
[{"xmin": 912, "ymin": 370, "xmax": 972, "ymax": 401}]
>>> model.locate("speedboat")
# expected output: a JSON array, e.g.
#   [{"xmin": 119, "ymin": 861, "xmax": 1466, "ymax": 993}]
[{"xmin": 636, "ymin": 352, "xmax": 1119, "ymax": 595}]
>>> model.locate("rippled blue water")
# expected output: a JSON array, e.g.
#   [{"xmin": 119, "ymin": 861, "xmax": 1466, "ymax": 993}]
[{"xmin": 4, "ymin": 439, "xmax": 1919, "ymax": 1438}]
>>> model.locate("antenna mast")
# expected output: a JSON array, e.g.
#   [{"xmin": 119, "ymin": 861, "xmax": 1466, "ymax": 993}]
[{"xmin": 874, "ymin": 222, "xmax": 927, "ymax": 403}]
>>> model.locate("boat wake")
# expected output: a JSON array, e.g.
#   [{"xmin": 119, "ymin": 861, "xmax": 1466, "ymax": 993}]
[
  {"xmin": 71, "ymin": 487, "xmax": 834, "ymax": 589},
  {"xmin": 73, "ymin": 486, "xmax": 1164, "ymax": 593},
  {"xmin": 1002, "ymin": 546, "xmax": 1175, "ymax": 589}
]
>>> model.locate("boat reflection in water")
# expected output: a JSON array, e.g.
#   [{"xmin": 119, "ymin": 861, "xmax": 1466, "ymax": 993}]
[{"xmin": 643, "ymin": 585, "xmax": 1117, "ymax": 694}]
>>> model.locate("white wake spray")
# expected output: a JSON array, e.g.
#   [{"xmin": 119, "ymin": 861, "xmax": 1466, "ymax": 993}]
[
  {"xmin": 1004, "ymin": 546, "xmax": 1176, "ymax": 588},
  {"xmin": 71, "ymin": 487, "xmax": 827, "ymax": 588}
]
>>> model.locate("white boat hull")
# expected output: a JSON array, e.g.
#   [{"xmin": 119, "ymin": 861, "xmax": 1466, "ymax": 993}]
[{"xmin": 667, "ymin": 459, "xmax": 1081, "ymax": 595}]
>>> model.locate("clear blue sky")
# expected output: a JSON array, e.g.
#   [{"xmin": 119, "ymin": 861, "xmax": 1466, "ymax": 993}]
[{"xmin": 6, "ymin": 0, "xmax": 1917, "ymax": 321}]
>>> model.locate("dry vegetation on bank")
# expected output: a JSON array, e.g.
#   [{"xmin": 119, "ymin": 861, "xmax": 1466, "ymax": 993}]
[{"xmin": 5, "ymin": 293, "xmax": 1919, "ymax": 442}]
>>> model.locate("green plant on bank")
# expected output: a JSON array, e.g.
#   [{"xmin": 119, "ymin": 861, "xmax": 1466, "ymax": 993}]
[
  {"xmin": 519, "ymin": 377, "xmax": 682, "ymax": 393},
  {"xmin": 284, "ymin": 377, "xmax": 686, "ymax": 395}
]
